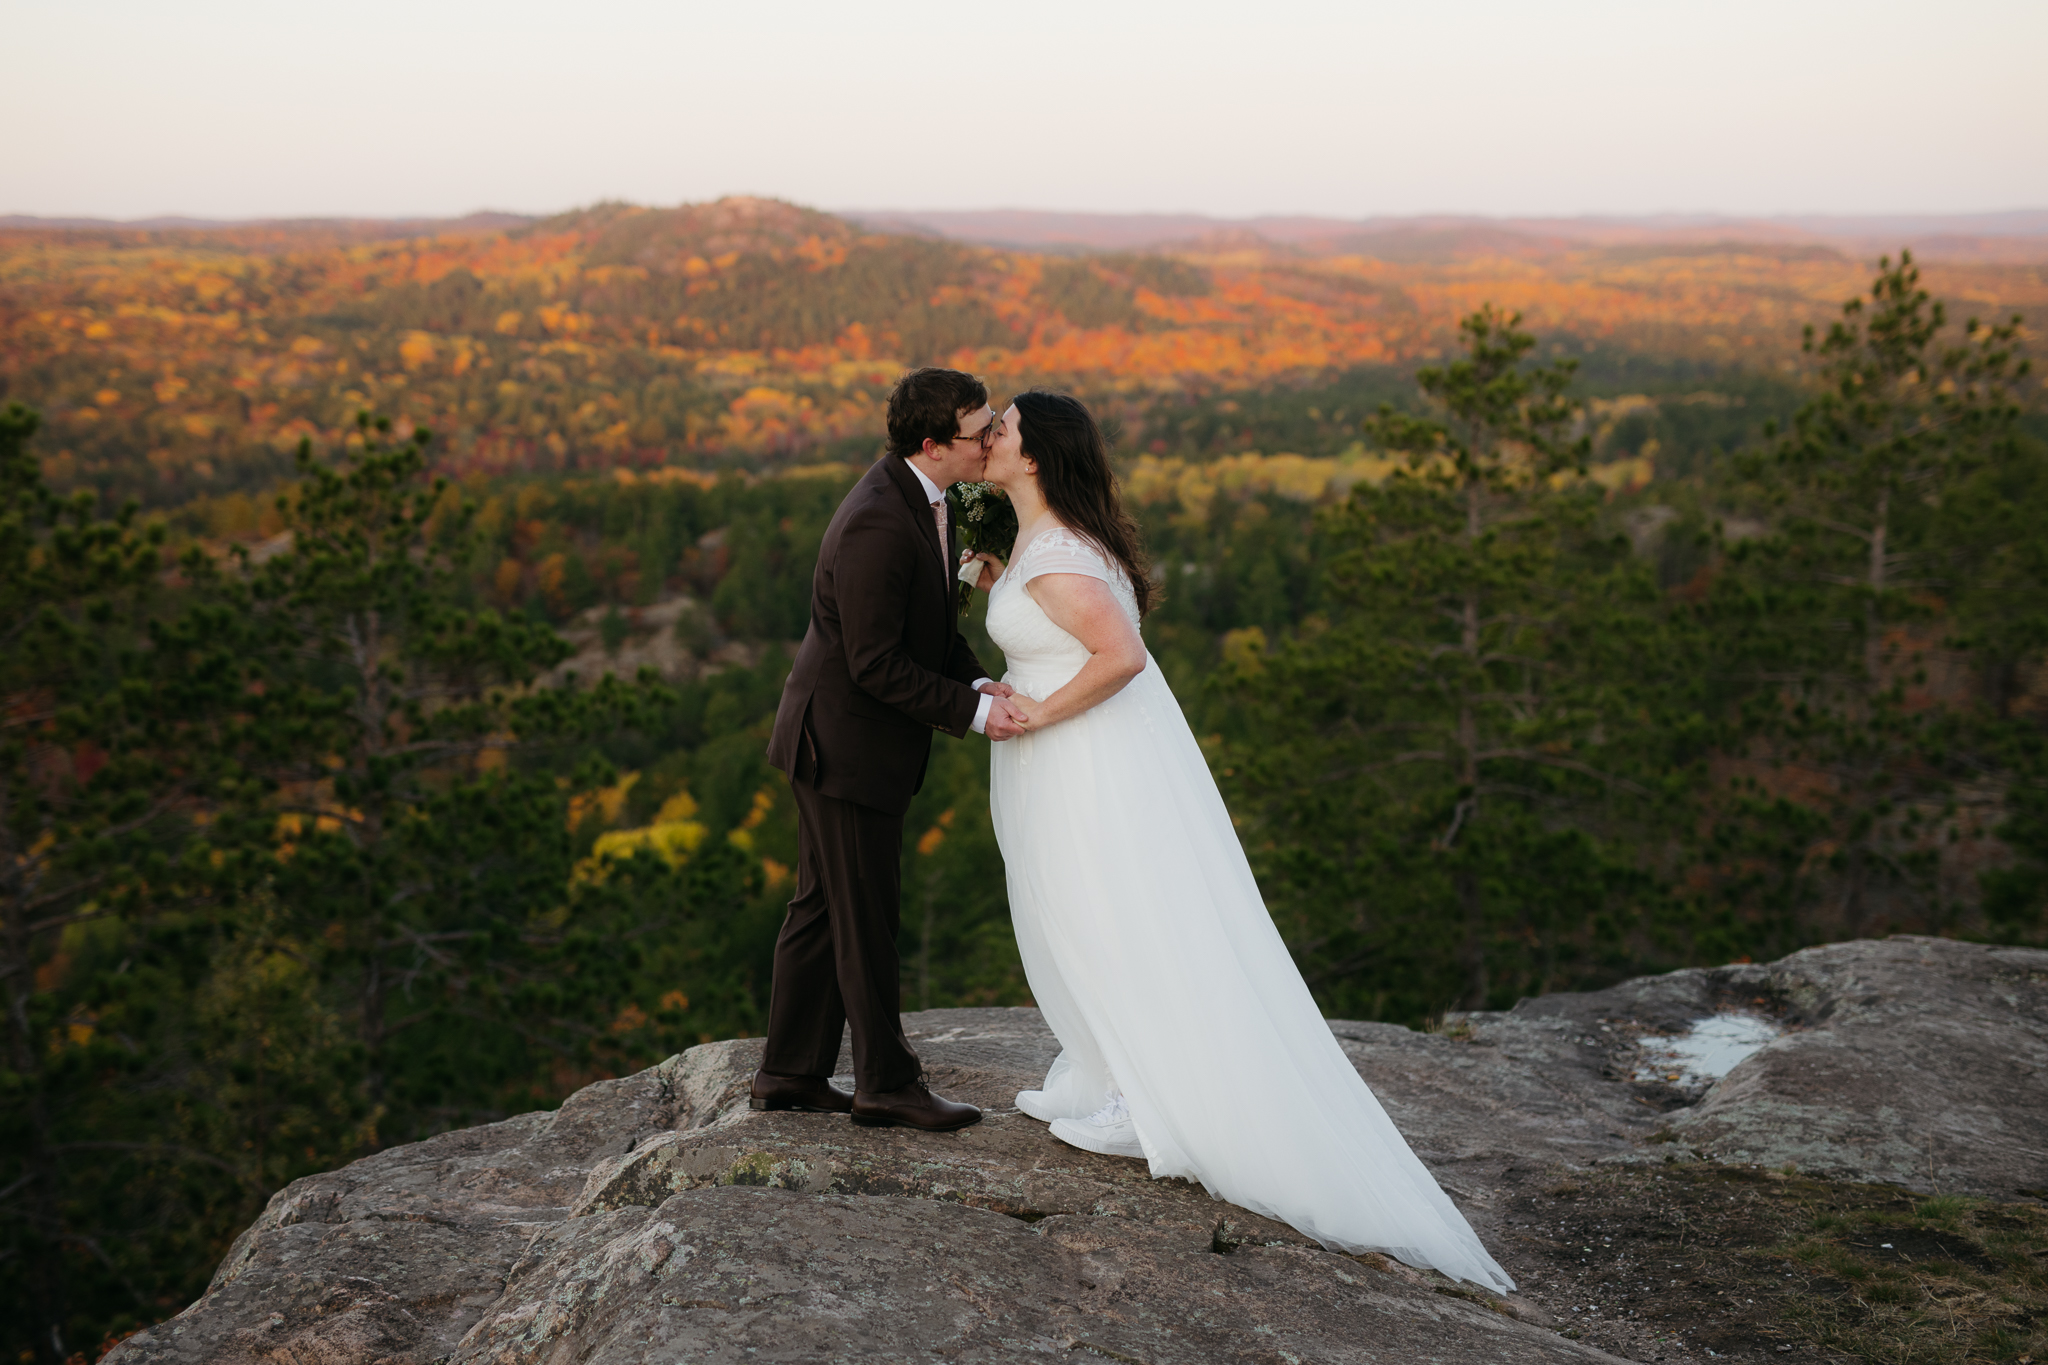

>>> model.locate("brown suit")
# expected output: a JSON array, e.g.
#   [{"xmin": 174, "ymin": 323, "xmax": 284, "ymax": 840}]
[{"xmin": 762, "ymin": 455, "xmax": 992, "ymax": 1092}]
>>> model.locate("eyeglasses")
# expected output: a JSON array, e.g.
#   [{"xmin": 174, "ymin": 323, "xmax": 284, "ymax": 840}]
[{"xmin": 951, "ymin": 413, "xmax": 998, "ymax": 452}]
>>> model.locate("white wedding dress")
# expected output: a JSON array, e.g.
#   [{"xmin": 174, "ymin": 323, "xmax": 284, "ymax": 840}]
[{"xmin": 985, "ymin": 527, "xmax": 1514, "ymax": 1293}]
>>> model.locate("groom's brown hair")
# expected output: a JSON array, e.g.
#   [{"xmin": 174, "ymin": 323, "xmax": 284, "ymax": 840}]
[{"xmin": 885, "ymin": 368, "xmax": 989, "ymax": 458}]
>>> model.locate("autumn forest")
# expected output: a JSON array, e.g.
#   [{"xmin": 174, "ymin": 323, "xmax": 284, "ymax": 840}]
[{"xmin": 4, "ymin": 197, "xmax": 2047, "ymax": 1360}]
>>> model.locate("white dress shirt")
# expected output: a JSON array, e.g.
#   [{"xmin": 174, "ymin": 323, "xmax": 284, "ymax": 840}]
[{"xmin": 905, "ymin": 457, "xmax": 996, "ymax": 735}]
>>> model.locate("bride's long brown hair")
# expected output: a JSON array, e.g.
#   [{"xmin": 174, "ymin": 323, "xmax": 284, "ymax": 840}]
[{"xmin": 1012, "ymin": 390, "xmax": 1156, "ymax": 619}]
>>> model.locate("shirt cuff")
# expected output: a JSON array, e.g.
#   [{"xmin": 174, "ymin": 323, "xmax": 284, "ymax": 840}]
[{"xmin": 969, "ymin": 690, "xmax": 994, "ymax": 735}]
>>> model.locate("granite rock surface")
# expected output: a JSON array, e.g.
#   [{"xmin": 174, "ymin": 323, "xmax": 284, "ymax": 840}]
[{"xmin": 107, "ymin": 935, "xmax": 2047, "ymax": 1365}]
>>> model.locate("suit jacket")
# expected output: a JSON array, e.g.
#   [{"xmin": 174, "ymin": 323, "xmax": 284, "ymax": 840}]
[{"xmin": 767, "ymin": 455, "xmax": 992, "ymax": 815}]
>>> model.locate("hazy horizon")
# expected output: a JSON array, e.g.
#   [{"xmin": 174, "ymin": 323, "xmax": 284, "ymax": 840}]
[
  {"xmin": 7, "ymin": 0, "xmax": 2043, "ymax": 222},
  {"xmin": 8, "ymin": 204, "xmax": 2046, "ymax": 231}
]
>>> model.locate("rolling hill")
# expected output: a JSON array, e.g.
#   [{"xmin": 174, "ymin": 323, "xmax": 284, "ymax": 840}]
[{"xmin": 3, "ymin": 196, "xmax": 2042, "ymax": 505}]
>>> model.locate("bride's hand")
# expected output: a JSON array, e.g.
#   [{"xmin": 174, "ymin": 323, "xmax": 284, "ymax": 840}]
[
  {"xmin": 1009, "ymin": 695, "xmax": 1044, "ymax": 730},
  {"xmin": 959, "ymin": 550, "xmax": 1004, "ymax": 593}
]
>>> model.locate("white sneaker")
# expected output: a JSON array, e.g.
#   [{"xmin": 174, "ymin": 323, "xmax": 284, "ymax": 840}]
[
  {"xmin": 1015, "ymin": 1089, "xmax": 1058, "ymax": 1122},
  {"xmin": 1047, "ymin": 1092, "xmax": 1145, "ymax": 1159}
]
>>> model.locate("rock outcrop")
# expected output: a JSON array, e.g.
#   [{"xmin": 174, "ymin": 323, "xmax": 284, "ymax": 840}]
[{"xmin": 108, "ymin": 936, "xmax": 2048, "ymax": 1365}]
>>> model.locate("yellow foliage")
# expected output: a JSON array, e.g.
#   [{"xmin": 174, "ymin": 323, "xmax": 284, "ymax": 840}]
[
  {"xmin": 492, "ymin": 556, "xmax": 523, "ymax": 605},
  {"xmin": 738, "ymin": 786, "xmax": 773, "ymax": 831},
  {"xmin": 574, "ymin": 818, "xmax": 708, "ymax": 885},
  {"xmin": 567, "ymin": 771, "xmax": 639, "ymax": 830},
  {"xmin": 659, "ymin": 990, "xmax": 690, "ymax": 1013},
  {"xmin": 1588, "ymin": 456, "xmax": 1655, "ymax": 494},
  {"xmin": 1221, "ymin": 626, "xmax": 1268, "ymax": 675},
  {"xmin": 1127, "ymin": 450, "xmax": 1402, "ymax": 516},
  {"xmin": 536, "ymin": 304, "xmax": 590, "ymax": 335},
  {"xmin": 570, "ymin": 786, "xmax": 707, "ymax": 885},
  {"xmin": 398, "ymin": 332, "xmax": 436, "ymax": 369},
  {"xmin": 654, "ymin": 789, "xmax": 700, "ymax": 823},
  {"xmin": 630, "ymin": 466, "xmax": 722, "ymax": 489}
]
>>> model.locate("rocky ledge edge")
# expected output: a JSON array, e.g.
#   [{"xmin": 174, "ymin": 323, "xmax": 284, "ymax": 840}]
[{"xmin": 108, "ymin": 935, "xmax": 2047, "ymax": 1365}]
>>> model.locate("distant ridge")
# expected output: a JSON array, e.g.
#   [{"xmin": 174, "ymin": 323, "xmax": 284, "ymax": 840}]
[
  {"xmin": 0, "ymin": 210, "xmax": 534, "ymax": 235},
  {"xmin": 8, "ymin": 203, "xmax": 2047, "ymax": 263},
  {"xmin": 845, "ymin": 208, "xmax": 2048, "ymax": 263}
]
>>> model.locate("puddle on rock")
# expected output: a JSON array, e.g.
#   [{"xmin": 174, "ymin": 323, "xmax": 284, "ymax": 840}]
[{"xmin": 1631, "ymin": 1013, "xmax": 1781, "ymax": 1090}]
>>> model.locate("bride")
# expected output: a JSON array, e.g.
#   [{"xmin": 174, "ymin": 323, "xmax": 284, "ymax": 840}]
[{"xmin": 959, "ymin": 390, "xmax": 1514, "ymax": 1293}]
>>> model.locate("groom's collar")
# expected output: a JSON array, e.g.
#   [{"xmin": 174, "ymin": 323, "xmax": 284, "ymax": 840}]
[{"xmin": 902, "ymin": 457, "xmax": 945, "ymax": 506}]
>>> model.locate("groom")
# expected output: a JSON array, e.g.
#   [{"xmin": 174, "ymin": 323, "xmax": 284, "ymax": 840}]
[{"xmin": 755, "ymin": 367, "xmax": 1026, "ymax": 1130}]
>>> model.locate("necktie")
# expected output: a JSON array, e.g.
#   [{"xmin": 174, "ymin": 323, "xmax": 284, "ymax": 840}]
[{"xmin": 931, "ymin": 497, "xmax": 949, "ymax": 569}]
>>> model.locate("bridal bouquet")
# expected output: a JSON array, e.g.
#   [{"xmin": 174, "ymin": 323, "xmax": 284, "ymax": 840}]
[{"xmin": 949, "ymin": 480, "xmax": 1018, "ymax": 610}]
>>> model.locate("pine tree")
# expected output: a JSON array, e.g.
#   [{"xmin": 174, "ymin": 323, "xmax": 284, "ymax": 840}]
[
  {"xmin": 1226, "ymin": 310, "xmax": 1678, "ymax": 1016},
  {"xmin": 0, "ymin": 402, "xmax": 221, "ymax": 1363},
  {"xmin": 178, "ymin": 417, "xmax": 735, "ymax": 1129},
  {"xmin": 3, "ymin": 410, "xmax": 761, "ymax": 1362},
  {"xmin": 1713, "ymin": 253, "xmax": 2033, "ymax": 936}
]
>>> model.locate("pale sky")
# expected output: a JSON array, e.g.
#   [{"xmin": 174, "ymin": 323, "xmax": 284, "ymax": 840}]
[{"xmin": 6, "ymin": 0, "xmax": 2044, "ymax": 221}]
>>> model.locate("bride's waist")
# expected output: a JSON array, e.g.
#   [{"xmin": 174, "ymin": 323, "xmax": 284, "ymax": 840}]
[
  {"xmin": 1002, "ymin": 664, "xmax": 1084, "ymax": 699},
  {"xmin": 1007, "ymin": 658, "xmax": 1089, "ymax": 699},
  {"xmin": 1001, "ymin": 652, "xmax": 1158, "ymax": 701}
]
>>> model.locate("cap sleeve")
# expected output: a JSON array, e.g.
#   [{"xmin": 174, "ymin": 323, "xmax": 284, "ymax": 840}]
[{"xmin": 1015, "ymin": 527, "xmax": 1116, "ymax": 586}]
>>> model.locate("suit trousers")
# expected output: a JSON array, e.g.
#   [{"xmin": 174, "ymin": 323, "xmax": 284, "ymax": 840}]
[{"xmin": 761, "ymin": 774, "xmax": 922, "ymax": 1094}]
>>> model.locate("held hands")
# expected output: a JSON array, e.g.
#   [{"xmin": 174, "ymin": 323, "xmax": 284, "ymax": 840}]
[
  {"xmin": 983, "ymin": 696, "xmax": 1028, "ymax": 742},
  {"xmin": 983, "ymin": 694, "xmax": 1043, "ymax": 742},
  {"xmin": 974, "ymin": 679, "xmax": 1027, "ymax": 743}
]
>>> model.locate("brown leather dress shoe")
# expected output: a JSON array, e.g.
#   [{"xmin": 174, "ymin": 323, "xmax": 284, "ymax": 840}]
[
  {"xmin": 749, "ymin": 1069, "xmax": 854, "ymax": 1113},
  {"xmin": 850, "ymin": 1078, "xmax": 982, "ymax": 1131}
]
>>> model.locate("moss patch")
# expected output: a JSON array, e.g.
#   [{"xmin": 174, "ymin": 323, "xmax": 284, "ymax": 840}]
[
  {"xmin": 1501, "ymin": 1163, "xmax": 2048, "ymax": 1363},
  {"xmin": 719, "ymin": 1151, "xmax": 780, "ymax": 1187}
]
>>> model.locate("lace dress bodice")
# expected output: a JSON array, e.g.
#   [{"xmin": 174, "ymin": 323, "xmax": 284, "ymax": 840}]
[{"xmin": 986, "ymin": 527, "xmax": 1140, "ymax": 697}]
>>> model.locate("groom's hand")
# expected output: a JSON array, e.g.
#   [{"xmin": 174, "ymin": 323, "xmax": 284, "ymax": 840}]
[
  {"xmin": 983, "ymin": 696, "xmax": 1028, "ymax": 741},
  {"xmin": 975, "ymin": 679, "xmax": 1016, "ymax": 699}
]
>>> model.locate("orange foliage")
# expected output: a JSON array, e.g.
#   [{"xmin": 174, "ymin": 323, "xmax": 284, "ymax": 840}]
[{"xmin": 3, "ymin": 197, "xmax": 2041, "ymax": 502}]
